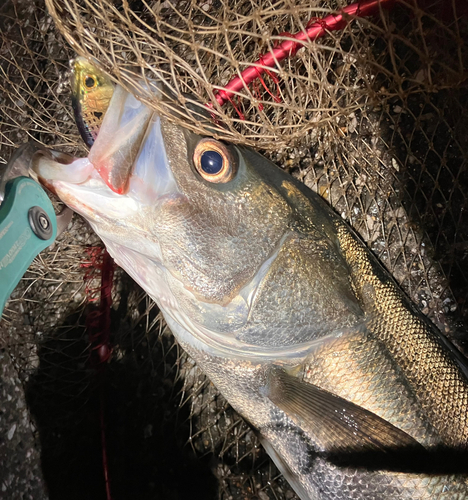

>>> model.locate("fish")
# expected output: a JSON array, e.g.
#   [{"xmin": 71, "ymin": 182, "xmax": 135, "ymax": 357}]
[
  {"xmin": 32, "ymin": 70, "xmax": 468, "ymax": 499},
  {"xmin": 71, "ymin": 57, "xmax": 114, "ymax": 148}
]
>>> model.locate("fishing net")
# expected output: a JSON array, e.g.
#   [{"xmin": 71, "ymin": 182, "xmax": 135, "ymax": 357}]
[{"xmin": 0, "ymin": 0, "xmax": 467, "ymax": 498}]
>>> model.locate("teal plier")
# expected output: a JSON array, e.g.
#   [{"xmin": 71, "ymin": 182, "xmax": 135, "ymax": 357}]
[{"xmin": 0, "ymin": 143, "xmax": 73, "ymax": 316}]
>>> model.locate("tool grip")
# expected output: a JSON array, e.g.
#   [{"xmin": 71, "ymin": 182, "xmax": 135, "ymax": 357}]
[{"xmin": 0, "ymin": 177, "xmax": 57, "ymax": 317}]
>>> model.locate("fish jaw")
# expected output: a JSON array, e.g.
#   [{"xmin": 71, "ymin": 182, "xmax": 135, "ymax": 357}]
[
  {"xmin": 32, "ymin": 83, "xmax": 183, "ymax": 278},
  {"xmin": 87, "ymin": 85, "xmax": 153, "ymax": 194},
  {"xmin": 34, "ymin": 84, "xmax": 179, "ymax": 208}
]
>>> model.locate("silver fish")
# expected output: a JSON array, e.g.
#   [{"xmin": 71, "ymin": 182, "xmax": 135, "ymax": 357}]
[{"xmin": 33, "ymin": 79, "xmax": 468, "ymax": 499}]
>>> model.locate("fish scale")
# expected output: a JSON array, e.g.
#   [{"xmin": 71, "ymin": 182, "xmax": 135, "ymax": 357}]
[
  {"xmin": 302, "ymin": 331, "xmax": 437, "ymax": 446},
  {"xmin": 336, "ymin": 222, "xmax": 468, "ymax": 447}
]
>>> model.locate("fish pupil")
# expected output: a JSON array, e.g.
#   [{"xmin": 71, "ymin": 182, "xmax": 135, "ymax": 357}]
[
  {"xmin": 200, "ymin": 150, "xmax": 223, "ymax": 174},
  {"xmin": 85, "ymin": 76, "xmax": 96, "ymax": 88}
]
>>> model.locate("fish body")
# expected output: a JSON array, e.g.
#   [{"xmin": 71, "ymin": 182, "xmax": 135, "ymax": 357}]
[{"xmin": 34, "ymin": 75, "xmax": 468, "ymax": 499}]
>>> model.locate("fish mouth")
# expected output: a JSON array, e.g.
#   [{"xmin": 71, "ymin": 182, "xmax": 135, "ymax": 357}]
[
  {"xmin": 34, "ymin": 72, "xmax": 219, "ymax": 206},
  {"xmin": 32, "ymin": 84, "xmax": 179, "ymax": 216}
]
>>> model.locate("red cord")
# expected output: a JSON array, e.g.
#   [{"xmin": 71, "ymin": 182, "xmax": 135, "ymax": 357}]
[
  {"xmin": 81, "ymin": 247, "xmax": 114, "ymax": 500},
  {"xmin": 213, "ymin": 0, "xmax": 396, "ymax": 107}
]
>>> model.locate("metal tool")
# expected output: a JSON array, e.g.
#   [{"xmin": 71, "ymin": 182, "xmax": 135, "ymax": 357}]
[{"xmin": 0, "ymin": 142, "xmax": 74, "ymax": 317}]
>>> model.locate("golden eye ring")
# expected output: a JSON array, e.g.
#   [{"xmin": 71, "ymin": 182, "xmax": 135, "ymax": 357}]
[
  {"xmin": 83, "ymin": 74, "xmax": 97, "ymax": 89},
  {"xmin": 193, "ymin": 138, "xmax": 237, "ymax": 183}
]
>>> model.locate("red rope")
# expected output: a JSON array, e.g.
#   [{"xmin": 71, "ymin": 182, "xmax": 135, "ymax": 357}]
[
  {"xmin": 213, "ymin": 0, "xmax": 395, "ymax": 107},
  {"xmin": 81, "ymin": 247, "xmax": 114, "ymax": 500}
]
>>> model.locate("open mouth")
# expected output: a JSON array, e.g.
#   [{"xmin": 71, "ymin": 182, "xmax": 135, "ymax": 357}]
[
  {"xmin": 32, "ymin": 85, "xmax": 179, "ymax": 209},
  {"xmin": 33, "ymin": 85, "xmax": 156, "ymax": 194}
]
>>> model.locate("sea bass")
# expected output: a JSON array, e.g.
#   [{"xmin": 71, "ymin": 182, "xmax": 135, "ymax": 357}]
[{"xmin": 33, "ymin": 71, "xmax": 468, "ymax": 499}]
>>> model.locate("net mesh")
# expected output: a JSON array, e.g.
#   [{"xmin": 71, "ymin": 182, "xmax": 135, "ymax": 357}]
[{"xmin": 0, "ymin": 0, "xmax": 467, "ymax": 498}]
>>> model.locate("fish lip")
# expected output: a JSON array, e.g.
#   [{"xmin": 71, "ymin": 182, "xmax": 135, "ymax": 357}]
[
  {"xmin": 34, "ymin": 153, "xmax": 132, "ymax": 220},
  {"xmin": 45, "ymin": 171, "xmax": 178, "ymax": 227}
]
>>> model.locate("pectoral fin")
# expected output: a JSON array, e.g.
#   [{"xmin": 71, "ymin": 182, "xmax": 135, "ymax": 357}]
[{"xmin": 266, "ymin": 367, "xmax": 423, "ymax": 455}]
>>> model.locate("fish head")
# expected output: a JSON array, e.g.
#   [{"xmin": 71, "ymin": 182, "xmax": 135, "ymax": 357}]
[
  {"xmin": 33, "ymin": 77, "xmax": 360, "ymax": 358},
  {"xmin": 71, "ymin": 57, "xmax": 115, "ymax": 147}
]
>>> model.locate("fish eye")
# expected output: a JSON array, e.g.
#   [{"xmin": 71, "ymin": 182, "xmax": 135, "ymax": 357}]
[
  {"xmin": 84, "ymin": 75, "xmax": 97, "ymax": 89},
  {"xmin": 193, "ymin": 138, "xmax": 237, "ymax": 183},
  {"xmin": 201, "ymin": 150, "xmax": 223, "ymax": 174}
]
